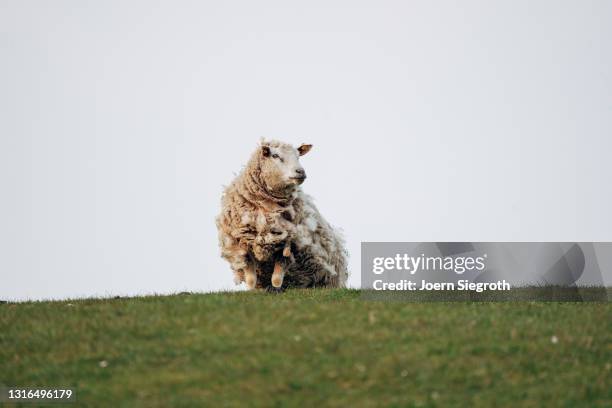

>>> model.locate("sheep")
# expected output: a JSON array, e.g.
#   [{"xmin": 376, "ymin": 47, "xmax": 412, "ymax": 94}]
[{"xmin": 216, "ymin": 139, "xmax": 348, "ymax": 292}]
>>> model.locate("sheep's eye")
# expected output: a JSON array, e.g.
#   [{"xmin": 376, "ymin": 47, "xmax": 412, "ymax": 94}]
[{"xmin": 272, "ymin": 154, "xmax": 279, "ymax": 159}]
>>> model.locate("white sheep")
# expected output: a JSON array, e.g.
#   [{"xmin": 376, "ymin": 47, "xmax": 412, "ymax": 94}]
[{"xmin": 216, "ymin": 139, "xmax": 348, "ymax": 292}]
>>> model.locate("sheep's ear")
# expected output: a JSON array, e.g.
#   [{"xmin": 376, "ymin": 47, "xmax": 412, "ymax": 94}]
[
  {"xmin": 298, "ymin": 144, "xmax": 312, "ymax": 156},
  {"xmin": 261, "ymin": 145, "xmax": 271, "ymax": 157}
]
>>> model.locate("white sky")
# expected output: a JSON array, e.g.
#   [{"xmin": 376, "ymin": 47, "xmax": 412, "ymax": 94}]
[{"xmin": 1, "ymin": 1, "xmax": 611, "ymax": 300}]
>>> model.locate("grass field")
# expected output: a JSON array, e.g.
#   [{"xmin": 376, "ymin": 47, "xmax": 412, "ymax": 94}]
[{"xmin": 1, "ymin": 289, "xmax": 610, "ymax": 407}]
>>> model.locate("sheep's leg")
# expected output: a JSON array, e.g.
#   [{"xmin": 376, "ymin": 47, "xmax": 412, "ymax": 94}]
[
  {"xmin": 268, "ymin": 242, "xmax": 291, "ymax": 293},
  {"xmin": 233, "ymin": 269, "xmax": 245, "ymax": 285},
  {"xmin": 271, "ymin": 261, "xmax": 285, "ymax": 289},
  {"xmin": 244, "ymin": 263, "xmax": 257, "ymax": 289},
  {"xmin": 282, "ymin": 240, "xmax": 292, "ymax": 258}
]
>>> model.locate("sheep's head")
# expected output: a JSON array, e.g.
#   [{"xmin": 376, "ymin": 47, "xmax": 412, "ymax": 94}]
[{"xmin": 258, "ymin": 140, "xmax": 312, "ymax": 193}]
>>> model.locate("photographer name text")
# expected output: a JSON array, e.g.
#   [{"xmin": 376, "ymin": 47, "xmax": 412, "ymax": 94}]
[{"xmin": 372, "ymin": 279, "xmax": 511, "ymax": 292}]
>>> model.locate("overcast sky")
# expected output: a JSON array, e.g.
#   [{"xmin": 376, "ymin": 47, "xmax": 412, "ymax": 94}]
[{"xmin": 1, "ymin": 1, "xmax": 611, "ymax": 300}]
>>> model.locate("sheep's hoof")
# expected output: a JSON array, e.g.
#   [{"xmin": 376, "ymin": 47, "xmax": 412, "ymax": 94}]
[{"xmin": 266, "ymin": 286, "xmax": 285, "ymax": 294}]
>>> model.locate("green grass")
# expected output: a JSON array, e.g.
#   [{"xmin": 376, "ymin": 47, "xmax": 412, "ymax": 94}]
[{"xmin": 1, "ymin": 289, "xmax": 610, "ymax": 407}]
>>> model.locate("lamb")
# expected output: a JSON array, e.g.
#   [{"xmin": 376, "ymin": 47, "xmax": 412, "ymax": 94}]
[{"xmin": 216, "ymin": 139, "xmax": 348, "ymax": 292}]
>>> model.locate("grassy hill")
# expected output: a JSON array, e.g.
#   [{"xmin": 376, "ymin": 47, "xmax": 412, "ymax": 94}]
[{"xmin": 1, "ymin": 289, "xmax": 610, "ymax": 407}]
